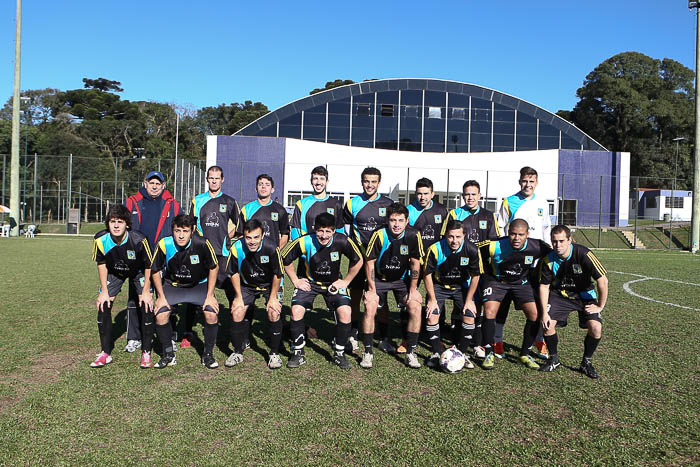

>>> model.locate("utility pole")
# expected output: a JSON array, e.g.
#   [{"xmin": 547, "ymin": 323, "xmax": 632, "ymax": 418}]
[
  {"xmin": 9, "ymin": 0, "xmax": 21, "ymax": 236},
  {"xmin": 691, "ymin": 2, "xmax": 700, "ymax": 253}
]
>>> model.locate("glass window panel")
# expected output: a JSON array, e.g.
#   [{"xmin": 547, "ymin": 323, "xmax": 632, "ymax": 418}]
[
  {"xmin": 303, "ymin": 104, "xmax": 326, "ymax": 143},
  {"xmin": 327, "ymin": 98, "xmax": 350, "ymax": 146},
  {"xmin": 470, "ymin": 98, "xmax": 491, "ymax": 152},
  {"xmin": 254, "ymin": 124, "xmax": 277, "ymax": 137},
  {"xmin": 376, "ymin": 91, "xmax": 398, "ymax": 149},
  {"xmin": 538, "ymin": 122, "xmax": 560, "ymax": 149},
  {"xmin": 492, "ymin": 103, "xmax": 514, "ymax": 151},
  {"xmin": 561, "ymin": 133, "xmax": 581, "ymax": 149},
  {"xmin": 279, "ymin": 113, "xmax": 301, "ymax": 139},
  {"xmin": 516, "ymin": 111, "xmax": 537, "ymax": 151},
  {"xmin": 352, "ymin": 93, "xmax": 374, "ymax": 148},
  {"xmin": 399, "ymin": 90, "xmax": 422, "ymax": 151},
  {"xmin": 447, "ymin": 93, "xmax": 469, "ymax": 153}
]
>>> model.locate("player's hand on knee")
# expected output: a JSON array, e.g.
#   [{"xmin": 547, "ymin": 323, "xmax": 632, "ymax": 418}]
[
  {"xmin": 541, "ymin": 312, "xmax": 552, "ymax": 331},
  {"xmin": 584, "ymin": 303, "xmax": 603, "ymax": 314},
  {"xmin": 96, "ymin": 291, "xmax": 111, "ymax": 312},
  {"xmin": 463, "ymin": 299, "xmax": 477, "ymax": 318},
  {"xmin": 155, "ymin": 297, "xmax": 170, "ymax": 314},
  {"xmin": 139, "ymin": 293, "xmax": 154, "ymax": 313},
  {"xmin": 294, "ymin": 278, "xmax": 311, "ymax": 292},
  {"xmin": 407, "ymin": 288, "xmax": 422, "ymax": 306},
  {"xmin": 364, "ymin": 289, "xmax": 379, "ymax": 306},
  {"xmin": 267, "ymin": 297, "xmax": 282, "ymax": 316},
  {"xmin": 204, "ymin": 295, "xmax": 219, "ymax": 314},
  {"xmin": 425, "ymin": 301, "xmax": 439, "ymax": 319}
]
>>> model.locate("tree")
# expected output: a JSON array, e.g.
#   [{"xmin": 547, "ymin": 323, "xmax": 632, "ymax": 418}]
[
  {"xmin": 82, "ymin": 77, "xmax": 124, "ymax": 93},
  {"xmin": 0, "ymin": 88, "xmax": 61, "ymax": 125},
  {"xmin": 309, "ymin": 79, "xmax": 355, "ymax": 95},
  {"xmin": 563, "ymin": 52, "xmax": 694, "ymax": 188},
  {"xmin": 194, "ymin": 101, "xmax": 268, "ymax": 135}
]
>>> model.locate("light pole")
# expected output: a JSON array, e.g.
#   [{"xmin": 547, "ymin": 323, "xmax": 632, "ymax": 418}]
[
  {"xmin": 670, "ymin": 137, "xmax": 686, "ymax": 248},
  {"xmin": 690, "ymin": 2, "xmax": 700, "ymax": 253},
  {"xmin": 20, "ymin": 96, "xmax": 29, "ymax": 223}
]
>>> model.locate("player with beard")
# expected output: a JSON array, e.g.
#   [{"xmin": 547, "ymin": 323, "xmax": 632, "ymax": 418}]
[{"xmin": 290, "ymin": 166, "xmax": 344, "ymax": 241}]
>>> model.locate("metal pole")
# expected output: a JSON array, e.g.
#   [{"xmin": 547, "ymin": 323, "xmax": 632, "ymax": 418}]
[
  {"xmin": 485, "ymin": 170, "xmax": 489, "ymax": 209},
  {"xmin": 692, "ymin": 3, "xmax": 700, "ymax": 253},
  {"xmin": 32, "ymin": 153, "xmax": 37, "ymax": 222},
  {"xmin": 446, "ymin": 169, "xmax": 450, "ymax": 209},
  {"xmin": 405, "ymin": 167, "xmax": 410, "ymax": 204},
  {"xmin": 57, "ymin": 180, "xmax": 60, "ymax": 224},
  {"xmin": 2, "ymin": 154, "xmax": 5, "ymax": 206},
  {"xmin": 634, "ymin": 177, "xmax": 639, "ymax": 249},
  {"xmin": 100, "ymin": 181, "xmax": 104, "ymax": 221},
  {"xmin": 39, "ymin": 184, "xmax": 42, "ymax": 223},
  {"xmin": 598, "ymin": 175, "xmax": 603, "ymax": 248},
  {"xmin": 67, "ymin": 154, "xmax": 72, "ymax": 230},
  {"xmin": 9, "ymin": 0, "xmax": 22, "ymax": 236},
  {"xmin": 114, "ymin": 156, "xmax": 118, "ymax": 203},
  {"xmin": 22, "ymin": 123, "xmax": 27, "ymax": 222},
  {"xmin": 174, "ymin": 113, "xmax": 180, "ymax": 200}
]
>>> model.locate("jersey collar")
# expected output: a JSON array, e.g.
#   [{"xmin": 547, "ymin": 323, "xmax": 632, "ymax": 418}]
[
  {"xmin": 461, "ymin": 204, "xmax": 480, "ymax": 215},
  {"xmin": 207, "ymin": 190, "xmax": 223, "ymax": 199},
  {"xmin": 110, "ymin": 231, "xmax": 129, "ymax": 246},
  {"xmin": 388, "ymin": 227, "xmax": 405, "ymax": 240},
  {"xmin": 175, "ymin": 238, "xmax": 192, "ymax": 251},
  {"xmin": 257, "ymin": 198, "xmax": 273, "ymax": 207},
  {"xmin": 312, "ymin": 233, "xmax": 334, "ymax": 249}
]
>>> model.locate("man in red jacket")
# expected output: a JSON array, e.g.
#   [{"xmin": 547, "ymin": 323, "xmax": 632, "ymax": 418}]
[{"xmin": 123, "ymin": 170, "xmax": 182, "ymax": 352}]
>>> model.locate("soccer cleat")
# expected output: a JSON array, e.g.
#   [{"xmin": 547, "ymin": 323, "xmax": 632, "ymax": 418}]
[
  {"xmin": 154, "ymin": 354, "xmax": 176, "ymax": 369},
  {"xmin": 473, "ymin": 346, "xmax": 486, "ymax": 359},
  {"xmin": 539, "ymin": 355, "xmax": 561, "ymax": 373},
  {"xmin": 287, "ymin": 350, "xmax": 306, "ymax": 369},
  {"xmin": 519, "ymin": 355, "xmax": 540, "ymax": 370},
  {"xmin": 268, "ymin": 353, "xmax": 283, "ymax": 370},
  {"xmin": 348, "ymin": 328, "xmax": 359, "ymax": 352},
  {"xmin": 179, "ymin": 334, "xmax": 193, "ymax": 349},
  {"xmin": 426, "ymin": 352, "xmax": 440, "ymax": 368},
  {"xmin": 482, "ymin": 351, "xmax": 495, "ymax": 370},
  {"xmin": 396, "ymin": 340, "xmax": 408, "ymax": 354},
  {"xmin": 494, "ymin": 341, "xmax": 504, "ymax": 359},
  {"xmin": 463, "ymin": 355, "xmax": 475, "ymax": 369},
  {"xmin": 530, "ymin": 341, "xmax": 549, "ymax": 359},
  {"xmin": 359, "ymin": 352, "xmax": 374, "ymax": 369},
  {"xmin": 580, "ymin": 358, "xmax": 598, "ymax": 379},
  {"xmin": 378, "ymin": 338, "xmax": 396, "ymax": 355},
  {"xmin": 123, "ymin": 340, "xmax": 141, "ymax": 353},
  {"xmin": 225, "ymin": 352, "xmax": 244, "ymax": 368},
  {"xmin": 332, "ymin": 352, "xmax": 351, "ymax": 370},
  {"xmin": 90, "ymin": 352, "xmax": 112, "ymax": 368},
  {"xmin": 202, "ymin": 352, "xmax": 219, "ymax": 369},
  {"xmin": 405, "ymin": 352, "xmax": 421, "ymax": 369},
  {"xmin": 140, "ymin": 352, "xmax": 153, "ymax": 369}
]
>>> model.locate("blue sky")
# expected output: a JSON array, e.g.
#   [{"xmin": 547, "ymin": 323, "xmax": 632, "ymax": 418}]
[{"xmin": 0, "ymin": 1, "xmax": 696, "ymax": 114}]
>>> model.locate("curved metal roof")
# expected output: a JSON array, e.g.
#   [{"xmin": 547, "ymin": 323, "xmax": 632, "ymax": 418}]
[{"xmin": 235, "ymin": 78, "xmax": 606, "ymax": 151}]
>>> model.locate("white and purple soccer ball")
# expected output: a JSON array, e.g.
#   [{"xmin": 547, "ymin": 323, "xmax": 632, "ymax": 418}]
[{"xmin": 440, "ymin": 347, "xmax": 466, "ymax": 373}]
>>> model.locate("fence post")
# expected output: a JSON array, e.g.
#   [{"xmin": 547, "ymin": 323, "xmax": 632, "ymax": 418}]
[
  {"xmin": 446, "ymin": 169, "xmax": 451, "ymax": 209},
  {"xmin": 39, "ymin": 184, "xmax": 42, "ymax": 223},
  {"xmin": 1, "ymin": 154, "xmax": 5, "ymax": 206},
  {"xmin": 598, "ymin": 175, "xmax": 603, "ymax": 248},
  {"xmin": 32, "ymin": 153, "xmax": 37, "ymax": 222},
  {"xmin": 100, "ymin": 181, "xmax": 104, "ymax": 222},
  {"xmin": 634, "ymin": 176, "xmax": 639, "ymax": 249}
]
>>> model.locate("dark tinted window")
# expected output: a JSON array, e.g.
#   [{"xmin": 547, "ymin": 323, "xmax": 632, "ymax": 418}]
[
  {"xmin": 351, "ymin": 93, "xmax": 374, "ymax": 148},
  {"xmin": 447, "ymin": 93, "xmax": 469, "ymax": 153},
  {"xmin": 375, "ymin": 91, "xmax": 398, "ymax": 150},
  {"xmin": 561, "ymin": 132, "xmax": 581, "ymax": 149},
  {"xmin": 254, "ymin": 124, "xmax": 277, "ymax": 137},
  {"xmin": 516, "ymin": 111, "xmax": 537, "ymax": 150},
  {"xmin": 539, "ymin": 122, "xmax": 560, "ymax": 150},
  {"xmin": 423, "ymin": 91, "xmax": 445, "ymax": 153},
  {"xmin": 492, "ymin": 103, "xmax": 514, "ymax": 152},
  {"xmin": 303, "ymin": 104, "xmax": 326, "ymax": 143},
  {"xmin": 399, "ymin": 90, "xmax": 422, "ymax": 151},
  {"xmin": 470, "ymin": 97, "xmax": 491, "ymax": 152},
  {"xmin": 327, "ymin": 97, "xmax": 350, "ymax": 146},
  {"xmin": 279, "ymin": 113, "xmax": 301, "ymax": 139}
]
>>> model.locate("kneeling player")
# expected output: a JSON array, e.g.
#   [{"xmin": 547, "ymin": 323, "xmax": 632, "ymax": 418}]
[
  {"xmin": 362, "ymin": 203, "xmax": 424, "ymax": 369},
  {"xmin": 480, "ymin": 219, "xmax": 551, "ymax": 370},
  {"xmin": 150, "ymin": 214, "xmax": 220, "ymax": 369},
  {"xmin": 226, "ymin": 219, "xmax": 284, "ymax": 369},
  {"xmin": 423, "ymin": 220, "xmax": 483, "ymax": 369},
  {"xmin": 282, "ymin": 213, "xmax": 364, "ymax": 369},
  {"xmin": 539, "ymin": 225, "xmax": 608, "ymax": 378},
  {"xmin": 91, "ymin": 205, "xmax": 154, "ymax": 368}
]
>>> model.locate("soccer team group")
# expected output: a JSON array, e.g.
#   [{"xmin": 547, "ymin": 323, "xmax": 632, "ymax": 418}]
[{"xmin": 91, "ymin": 164, "xmax": 608, "ymax": 378}]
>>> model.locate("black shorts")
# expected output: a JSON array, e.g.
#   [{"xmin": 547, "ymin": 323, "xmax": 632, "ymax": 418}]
[
  {"xmin": 157, "ymin": 281, "xmax": 216, "ymax": 314},
  {"xmin": 105, "ymin": 273, "xmax": 145, "ymax": 297},
  {"xmin": 240, "ymin": 283, "xmax": 281, "ymax": 307},
  {"xmin": 433, "ymin": 285, "xmax": 476, "ymax": 318},
  {"xmin": 349, "ymin": 267, "xmax": 366, "ymax": 291},
  {"xmin": 292, "ymin": 282, "xmax": 351, "ymax": 311},
  {"xmin": 216, "ymin": 255, "xmax": 230, "ymax": 289},
  {"xmin": 481, "ymin": 278, "xmax": 535, "ymax": 309},
  {"xmin": 371, "ymin": 279, "xmax": 409, "ymax": 310},
  {"xmin": 547, "ymin": 292, "xmax": 602, "ymax": 329}
]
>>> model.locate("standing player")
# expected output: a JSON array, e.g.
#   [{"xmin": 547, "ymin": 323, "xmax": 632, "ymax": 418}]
[
  {"xmin": 423, "ymin": 220, "xmax": 483, "ymax": 369},
  {"xmin": 442, "ymin": 180, "xmax": 500, "ymax": 357},
  {"xmin": 539, "ymin": 225, "xmax": 608, "ymax": 378},
  {"xmin": 362, "ymin": 203, "xmax": 424, "ymax": 369},
  {"xmin": 282, "ymin": 213, "xmax": 364, "ymax": 369},
  {"xmin": 226, "ymin": 219, "xmax": 284, "ymax": 369},
  {"xmin": 479, "ymin": 219, "xmax": 551, "ymax": 370},
  {"xmin": 290, "ymin": 166, "xmax": 344, "ymax": 241},
  {"xmin": 150, "ymin": 214, "xmax": 220, "ymax": 369},
  {"xmin": 90, "ymin": 205, "xmax": 155, "ymax": 368},
  {"xmin": 183, "ymin": 165, "xmax": 240, "ymax": 349},
  {"xmin": 495, "ymin": 167, "xmax": 551, "ymax": 359},
  {"xmin": 343, "ymin": 167, "xmax": 394, "ymax": 351}
]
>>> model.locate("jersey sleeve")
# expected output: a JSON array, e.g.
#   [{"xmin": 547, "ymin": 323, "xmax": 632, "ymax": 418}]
[
  {"xmin": 335, "ymin": 199, "xmax": 345, "ymax": 233},
  {"xmin": 582, "ymin": 249, "xmax": 607, "ymax": 280},
  {"xmin": 138, "ymin": 237, "xmax": 153, "ymax": 265},
  {"xmin": 278, "ymin": 206, "xmax": 290, "ymax": 236},
  {"xmin": 189, "ymin": 197, "xmax": 196, "ymax": 216},
  {"xmin": 227, "ymin": 249, "xmax": 239, "ymax": 276},
  {"xmin": 536, "ymin": 239, "xmax": 553, "ymax": 259},
  {"xmin": 343, "ymin": 236, "xmax": 363, "ymax": 266},
  {"xmin": 497, "ymin": 199, "xmax": 509, "ymax": 234},
  {"xmin": 281, "ymin": 238, "xmax": 302, "ymax": 266},
  {"xmin": 440, "ymin": 210, "xmax": 457, "ymax": 236},
  {"xmin": 423, "ymin": 246, "xmax": 438, "ymax": 276},
  {"xmin": 411, "ymin": 231, "xmax": 425, "ymax": 261},
  {"xmin": 365, "ymin": 231, "xmax": 382, "ymax": 260},
  {"xmin": 203, "ymin": 239, "xmax": 218, "ymax": 269},
  {"xmin": 343, "ymin": 199, "xmax": 353, "ymax": 225},
  {"xmin": 151, "ymin": 240, "xmax": 167, "ymax": 273},
  {"xmin": 229, "ymin": 199, "xmax": 241, "ymax": 234},
  {"xmin": 541, "ymin": 202, "xmax": 552, "ymax": 244},
  {"xmin": 273, "ymin": 247, "xmax": 284, "ymax": 277},
  {"xmin": 539, "ymin": 257, "xmax": 554, "ymax": 285},
  {"xmin": 92, "ymin": 238, "xmax": 106, "ymax": 264},
  {"xmin": 488, "ymin": 212, "xmax": 500, "ymax": 239},
  {"xmin": 290, "ymin": 201, "xmax": 303, "ymax": 240},
  {"xmin": 468, "ymin": 243, "xmax": 484, "ymax": 276}
]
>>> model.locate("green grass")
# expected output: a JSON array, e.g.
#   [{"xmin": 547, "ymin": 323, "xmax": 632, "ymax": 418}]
[
  {"xmin": 37, "ymin": 223, "xmax": 104, "ymax": 235},
  {"xmin": 0, "ymin": 238, "xmax": 699, "ymax": 464},
  {"xmin": 572, "ymin": 228, "xmax": 630, "ymax": 249}
]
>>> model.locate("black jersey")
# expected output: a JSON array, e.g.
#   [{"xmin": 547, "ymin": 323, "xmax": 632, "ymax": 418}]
[
  {"xmin": 237, "ymin": 199, "xmax": 290, "ymax": 247},
  {"xmin": 424, "ymin": 238, "xmax": 483, "ymax": 290},
  {"xmin": 190, "ymin": 191, "xmax": 240, "ymax": 257},
  {"xmin": 343, "ymin": 193, "xmax": 394, "ymax": 251},
  {"xmin": 290, "ymin": 195, "xmax": 344, "ymax": 241},
  {"xmin": 480, "ymin": 237, "xmax": 551, "ymax": 284},
  {"xmin": 151, "ymin": 234, "xmax": 218, "ymax": 288},
  {"xmin": 92, "ymin": 229, "xmax": 152, "ymax": 279},
  {"xmin": 540, "ymin": 244, "xmax": 607, "ymax": 300},
  {"xmin": 227, "ymin": 237, "xmax": 283, "ymax": 288},
  {"xmin": 282, "ymin": 232, "xmax": 362, "ymax": 286},
  {"xmin": 407, "ymin": 200, "xmax": 447, "ymax": 247},
  {"xmin": 366, "ymin": 226, "xmax": 424, "ymax": 282},
  {"xmin": 442, "ymin": 205, "xmax": 500, "ymax": 244}
]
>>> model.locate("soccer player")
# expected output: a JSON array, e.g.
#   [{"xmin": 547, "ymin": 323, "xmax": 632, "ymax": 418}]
[
  {"xmin": 362, "ymin": 203, "xmax": 424, "ymax": 369},
  {"xmin": 442, "ymin": 180, "xmax": 500, "ymax": 356},
  {"xmin": 226, "ymin": 219, "xmax": 284, "ymax": 369},
  {"xmin": 150, "ymin": 214, "xmax": 220, "ymax": 369},
  {"xmin": 91, "ymin": 205, "xmax": 154, "ymax": 368},
  {"xmin": 407, "ymin": 178, "xmax": 447, "ymax": 248},
  {"xmin": 122, "ymin": 170, "xmax": 182, "ymax": 353},
  {"xmin": 282, "ymin": 213, "xmax": 364, "ymax": 369},
  {"xmin": 343, "ymin": 167, "xmax": 394, "ymax": 351},
  {"xmin": 494, "ymin": 167, "xmax": 551, "ymax": 359},
  {"xmin": 423, "ymin": 220, "xmax": 483, "ymax": 369},
  {"xmin": 184, "ymin": 165, "xmax": 240, "ymax": 348},
  {"xmin": 539, "ymin": 225, "xmax": 608, "ymax": 378},
  {"xmin": 290, "ymin": 166, "xmax": 344, "ymax": 241},
  {"xmin": 479, "ymin": 219, "xmax": 551, "ymax": 370}
]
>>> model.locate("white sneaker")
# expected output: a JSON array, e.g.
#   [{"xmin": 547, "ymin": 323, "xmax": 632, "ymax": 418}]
[
  {"xmin": 123, "ymin": 340, "xmax": 141, "ymax": 353},
  {"xmin": 360, "ymin": 352, "xmax": 374, "ymax": 369},
  {"xmin": 405, "ymin": 352, "xmax": 421, "ymax": 369},
  {"xmin": 268, "ymin": 353, "xmax": 282, "ymax": 369},
  {"xmin": 473, "ymin": 346, "xmax": 486, "ymax": 359},
  {"xmin": 225, "ymin": 352, "xmax": 244, "ymax": 367},
  {"xmin": 464, "ymin": 355, "xmax": 475, "ymax": 369}
]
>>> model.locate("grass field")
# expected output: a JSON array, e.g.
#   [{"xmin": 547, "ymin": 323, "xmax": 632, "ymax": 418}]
[{"xmin": 0, "ymin": 237, "xmax": 698, "ymax": 464}]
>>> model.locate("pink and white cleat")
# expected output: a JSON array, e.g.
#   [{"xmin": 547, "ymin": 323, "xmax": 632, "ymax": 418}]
[
  {"xmin": 140, "ymin": 352, "xmax": 153, "ymax": 369},
  {"xmin": 90, "ymin": 352, "xmax": 113, "ymax": 368}
]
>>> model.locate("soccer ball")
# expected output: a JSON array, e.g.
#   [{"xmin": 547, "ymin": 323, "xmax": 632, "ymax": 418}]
[{"xmin": 440, "ymin": 347, "xmax": 466, "ymax": 373}]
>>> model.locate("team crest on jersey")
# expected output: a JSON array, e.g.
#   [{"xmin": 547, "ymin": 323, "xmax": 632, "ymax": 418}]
[
  {"xmin": 190, "ymin": 255, "xmax": 200, "ymax": 264},
  {"xmin": 400, "ymin": 245, "xmax": 409, "ymax": 255},
  {"xmin": 327, "ymin": 208, "xmax": 335, "ymax": 215},
  {"xmin": 479, "ymin": 220, "xmax": 487, "ymax": 229},
  {"xmin": 460, "ymin": 257, "xmax": 468, "ymax": 266},
  {"xmin": 378, "ymin": 208, "xmax": 386, "ymax": 217},
  {"xmin": 524, "ymin": 256, "xmax": 533, "ymax": 265},
  {"xmin": 127, "ymin": 250, "xmax": 136, "ymax": 260},
  {"xmin": 573, "ymin": 264, "xmax": 583, "ymax": 274},
  {"xmin": 219, "ymin": 204, "xmax": 227, "ymax": 213},
  {"xmin": 330, "ymin": 252, "xmax": 340, "ymax": 262},
  {"xmin": 537, "ymin": 208, "xmax": 543, "ymax": 216},
  {"xmin": 271, "ymin": 212, "xmax": 279, "ymax": 221},
  {"xmin": 434, "ymin": 215, "xmax": 442, "ymax": 224},
  {"xmin": 261, "ymin": 255, "xmax": 269, "ymax": 264}
]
